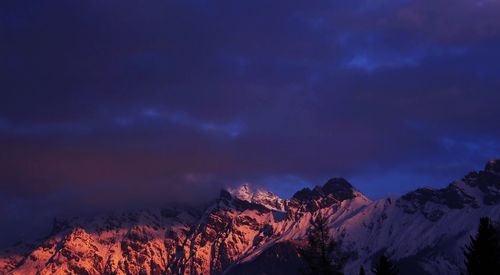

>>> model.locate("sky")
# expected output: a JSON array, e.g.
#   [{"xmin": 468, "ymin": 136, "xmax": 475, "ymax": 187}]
[{"xmin": 2, "ymin": 0, "xmax": 500, "ymax": 248}]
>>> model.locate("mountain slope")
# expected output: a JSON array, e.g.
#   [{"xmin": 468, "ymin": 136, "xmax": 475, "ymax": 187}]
[
  {"xmin": 338, "ymin": 160, "xmax": 500, "ymax": 274},
  {"xmin": 232, "ymin": 160, "xmax": 500, "ymax": 275},
  {"xmin": 1, "ymin": 160, "xmax": 499, "ymax": 275}
]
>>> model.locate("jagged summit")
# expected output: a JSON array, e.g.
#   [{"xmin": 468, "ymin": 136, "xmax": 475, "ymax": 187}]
[
  {"xmin": 227, "ymin": 183, "xmax": 253, "ymax": 202},
  {"xmin": 2, "ymin": 160, "xmax": 500, "ymax": 275},
  {"xmin": 322, "ymin": 178, "xmax": 356, "ymax": 200},
  {"xmin": 288, "ymin": 178, "xmax": 370, "ymax": 213},
  {"xmin": 226, "ymin": 183, "xmax": 285, "ymax": 211},
  {"xmin": 292, "ymin": 177, "xmax": 359, "ymax": 202}
]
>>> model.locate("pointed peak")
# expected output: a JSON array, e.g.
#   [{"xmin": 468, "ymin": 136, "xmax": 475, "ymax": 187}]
[
  {"xmin": 239, "ymin": 183, "xmax": 251, "ymax": 190},
  {"xmin": 485, "ymin": 159, "xmax": 500, "ymax": 174},
  {"xmin": 292, "ymin": 178, "xmax": 361, "ymax": 202},
  {"xmin": 321, "ymin": 178, "xmax": 357, "ymax": 200},
  {"xmin": 224, "ymin": 183, "xmax": 285, "ymax": 211},
  {"xmin": 322, "ymin": 178, "xmax": 354, "ymax": 193},
  {"xmin": 227, "ymin": 183, "xmax": 254, "ymax": 202}
]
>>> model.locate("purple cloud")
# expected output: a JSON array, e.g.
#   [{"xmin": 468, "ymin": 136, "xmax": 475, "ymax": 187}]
[{"xmin": 1, "ymin": 0, "xmax": 500, "ymax": 248}]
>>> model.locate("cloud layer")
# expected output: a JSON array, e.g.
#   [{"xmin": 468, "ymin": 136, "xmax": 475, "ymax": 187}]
[{"xmin": 2, "ymin": 0, "xmax": 500, "ymax": 247}]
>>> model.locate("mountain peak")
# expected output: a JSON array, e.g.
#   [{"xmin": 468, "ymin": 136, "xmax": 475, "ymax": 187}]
[
  {"xmin": 228, "ymin": 183, "xmax": 253, "ymax": 202},
  {"xmin": 291, "ymin": 178, "xmax": 360, "ymax": 204},
  {"xmin": 485, "ymin": 159, "xmax": 500, "ymax": 174},
  {"xmin": 3, "ymin": 160, "xmax": 499, "ymax": 275},
  {"xmin": 322, "ymin": 178, "xmax": 355, "ymax": 200},
  {"xmin": 226, "ymin": 183, "xmax": 285, "ymax": 211}
]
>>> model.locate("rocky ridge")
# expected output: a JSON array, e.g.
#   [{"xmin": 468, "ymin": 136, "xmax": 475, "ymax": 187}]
[{"xmin": 1, "ymin": 160, "xmax": 499, "ymax": 274}]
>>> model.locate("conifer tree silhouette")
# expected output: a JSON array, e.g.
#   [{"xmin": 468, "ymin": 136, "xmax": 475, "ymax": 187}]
[
  {"xmin": 298, "ymin": 212, "xmax": 345, "ymax": 275},
  {"xmin": 464, "ymin": 217, "xmax": 500, "ymax": 275}
]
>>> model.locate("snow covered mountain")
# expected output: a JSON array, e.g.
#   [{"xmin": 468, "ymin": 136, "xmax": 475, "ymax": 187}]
[
  {"xmin": 1, "ymin": 160, "xmax": 499, "ymax": 275},
  {"xmin": 227, "ymin": 184, "xmax": 285, "ymax": 211}
]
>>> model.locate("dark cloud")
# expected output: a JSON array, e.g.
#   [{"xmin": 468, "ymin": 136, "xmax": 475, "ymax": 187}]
[{"xmin": 2, "ymin": 0, "xmax": 500, "ymax": 248}]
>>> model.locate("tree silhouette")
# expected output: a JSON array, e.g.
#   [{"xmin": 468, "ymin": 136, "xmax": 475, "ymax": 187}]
[
  {"xmin": 464, "ymin": 217, "xmax": 500, "ymax": 275},
  {"xmin": 372, "ymin": 255, "xmax": 398, "ymax": 275},
  {"xmin": 298, "ymin": 212, "xmax": 345, "ymax": 275},
  {"xmin": 358, "ymin": 266, "xmax": 366, "ymax": 275}
]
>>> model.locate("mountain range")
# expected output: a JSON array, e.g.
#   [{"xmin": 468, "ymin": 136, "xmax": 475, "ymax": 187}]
[{"xmin": 1, "ymin": 160, "xmax": 499, "ymax": 275}]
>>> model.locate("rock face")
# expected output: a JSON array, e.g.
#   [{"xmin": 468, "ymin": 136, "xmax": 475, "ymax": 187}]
[
  {"xmin": 227, "ymin": 184, "xmax": 285, "ymax": 211},
  {"xmin": 1, "ymin": 160, "xmax": 500, "ymax": 275}
]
